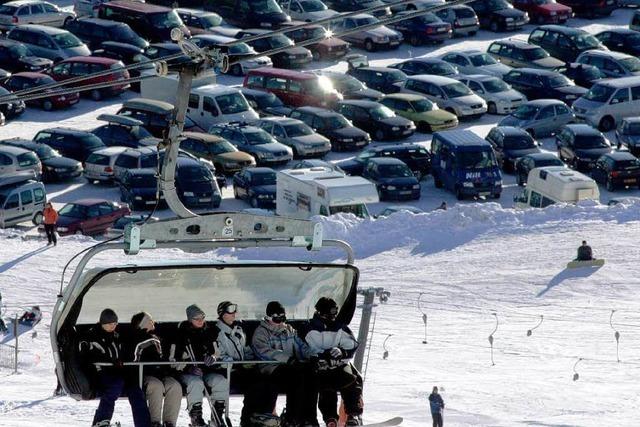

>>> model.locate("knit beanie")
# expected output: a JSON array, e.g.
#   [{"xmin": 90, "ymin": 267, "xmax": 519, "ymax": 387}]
[
  {"xmin": 266, "ymin": 301, "xmax": 285, "ymax": 317},
  {"xmin": 217, "ymin": 301, "xmax": 235, "ymax": 318},
  {"xmin": 186, "ymin": 304, "xmax": 205, "ymax": 321},
  {"xmin": 315, "ymin": 297, "xmax": 338, "ymax": 316},
  {"xmin": 99, "ymin": 308, "xmax": 118, "ymax": 325}
]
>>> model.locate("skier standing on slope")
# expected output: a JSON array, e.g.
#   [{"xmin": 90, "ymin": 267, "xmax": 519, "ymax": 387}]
[
  {"xmin": 429, "ymin": 386, "xmax": 445, "ymax": 427},
  {"xmin": 43, "ymin": 202, "xmax": 58, "ymax": 246}
]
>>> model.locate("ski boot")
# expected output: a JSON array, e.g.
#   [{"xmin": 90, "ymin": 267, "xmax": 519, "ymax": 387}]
[
  {"xmin": 324, "ymin": 418, "xmax": 338, "ymax": 427},
  {"xmin": 345, "ymin": 415, "xmax": 363, "ymax": 426},
  {"xmin": 246, "ymin": 413, "xmax": 281, "ymax": 427},
  {"xmin": 151, "ymin": 422, "xmax": 163, "ymax": 427},
  {"xmin": 163, "ymin": 423, "xmax": 175, "ymax": 427},
  {"xmin": 189, "ymin": 403, "xmax": 207, "ymax": 427},
  {"xmin": 213, "ymin": 400, "xmax": 232, "ymax": 427}
]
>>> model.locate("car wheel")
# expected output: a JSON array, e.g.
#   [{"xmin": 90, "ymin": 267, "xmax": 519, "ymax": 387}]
[
  {"xmin": 374, "ymin": 129, "xmax": 385, "ymax": 141},
  {"xmin": 455, "ymin": 187, "xmax": 464, "ymax": 200},
  {"xmin": 230, "ymin": 64, "xmax": 243, "ymax": 76},
  {"xmin": 32, "ymin": 212, "xmax": 43, "ymax": 226},
  {"xmin": 250, "ymin": 197, "xmax": 258, "ymax": 208},
  {"xmin": 233, "ymin": 187, "xmax": 239, "ymax": 199},
  {"xmin": 526, "ymin": 128, "xmax": 535, "ymax": 138},
  {"xmin": 493, "ymin": 192, "xmax": 501, "ymax": 199},
  {"xmin": 606, "ymin": 178, "xmax": 615, "ymax": 192},
  {"xmin": 409, "ymin": 35, "xmax": 421, "ymax": 46},
  {"xmin": 90, "ymin": 89, "xmax": 102, "ymax": 101},
  {"xmin": 63, "ymin": 16, "xmax": 73, "ymax": 27},
  {"xmin": 434, "ymin": 176, "xmax": 443, "ymax": 188},
  {"xmin": 42, "ymin": 100, "xmax": 53, "ymax": 111},
  {"xmin": 489, "ymin": 21, "xmax": 499, "ymax": 32},
  {"xmin": 487, "ymin": 102, "xmax": 497, "ymax": 115},
  {"xmin": 599, "ymin": 116, "xmax": 615, "ymax": 132},
  {"xmin": 364, "ymin": 39, "xmax": 375, "ymax": 52}
]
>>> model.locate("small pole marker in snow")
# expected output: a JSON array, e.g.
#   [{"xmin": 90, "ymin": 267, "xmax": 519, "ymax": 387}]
[
  {"xmin": 573, "ymin": 358, "xmax": 583, "ymax": 381},
  {"xmin": 418, "ymin": 292, "xmax": 428, "ymax": 344},
  {"xmin": 383, "ymin": 334, "xmax": 393, "ymax": 360},
  {"xmin": 527, "ymin": 315, "xmax": 544, "ymax": 337},
  {"xmin": 610, "ymin": 310, "xmax": 621, "ymax": 363},
  {"xmin": 488, "ymin": 312, "xmax": 498, "ymax": 366}
]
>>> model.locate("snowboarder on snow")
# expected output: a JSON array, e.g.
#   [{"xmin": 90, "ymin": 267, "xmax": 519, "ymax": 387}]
[
  {"xmin": 82, "ymin": 308, "xmax": 151, "ymax": 427},
  {"xmin": 576, "ymin": 241, "xmax": 593, "ymax": 261},
  {"xmin": 429, "ymin": 386, "xmax": 445, "ymax": 427},
  {"xmin": 301, "ymin": 297, "xmax": 363, "ymax": 427},
  {"xmin": 43, "ymin": 202, "xmax": 58, "ymax": 246},
  {"xmin": 0, "ymin": 291, "xmax": 6, "ymax": 334},
  {"xmin": 19, "ymin": 305, "xmax": 41, "ymax": 325}
]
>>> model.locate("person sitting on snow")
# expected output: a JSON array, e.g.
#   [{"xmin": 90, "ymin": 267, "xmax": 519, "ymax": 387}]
[{"xmin": 576, "ymin": 241, "xmax": 593, "ymax": 261}]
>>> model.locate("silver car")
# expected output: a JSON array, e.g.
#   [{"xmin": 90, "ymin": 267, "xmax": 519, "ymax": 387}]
[
  {"xmin": 440, "ymin": 50, "xmax": 512, "ymax": 78},
  {"xmin": 0, "ymin": 0, "xmax": 75, "ymax": 31},
  {"xmin": 258, "ymin": 117, "xmax": 331, "ymax": 159},
  {"xmin": 457, "ymin": 74, "xmax": 526, "ymax": 115},
  {"xmin": 7, "ymin": 25, "xmax": 90, "ymax": 61},
  {"xmin": 0, "ymin": 145, "xmax": 42, "ymax": 179},
  {"xmin": 190, "ymin": 34, "xmax": 272, "ymax": 76},
  {"xmin": 434, "ymin": 5, "xmax": 479, "ymax": 37},
  {"xmin": 280, "ymin": 0, "xmax": 339, "ymax": 21},
  {"xmin": 499, "ymin": 99, "xmax": 575, "ymax": 138},
  {"xmin": 333, "ymin": 13, "xmax": 403, "ymax": 52},
  {"xmin": 576, "ymin": 50, "xmax": 640, "ymax": 79}
]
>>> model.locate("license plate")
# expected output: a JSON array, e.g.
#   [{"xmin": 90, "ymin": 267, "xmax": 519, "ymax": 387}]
[
  {"xmin": 400, "ymin": 191, "xmax": 412, "ymax": 195},
  {"xmin": 479, "ymin": 192, "xmax": 490, "ymax": 197},
  {"xmin": 402, "ymin": 129, "xmax": 412, "ymax": 135},
  {"xmin": 145, "ymin": 201, "xmax": 155, "ymax": 205},
  {"xmin": 390, "ymin": 41, "xmax": 400, "ymax": 46},
  {"xmin": 624, "ymin": 178, "xmax": 636, "ymax": 183},
  {"xmin": 356, "ymin": 141, "xmax": 366, "ymax": 146},
  {"xmin": 199, "ymin": 197, "xmax": 211, "ymax": 203},
  {"xmin": 437, "ymin": 27, "xmax": 447, "ymax": 32}
]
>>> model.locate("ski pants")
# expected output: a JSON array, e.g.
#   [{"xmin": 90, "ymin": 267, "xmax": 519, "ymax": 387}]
[
  {"xmin": 181, "ymin": 372, "xmax": 228, "ymax": 410},
  {"xmin": 313, "ymin": 364, "xmax": 363, "ymax": 422},
  {"xmin": 143, "ymin": 375, "xmax": 182, "ymax": 425},
  {"xmin": 432, "ymin": 412, "xmax": 443, "ymax": 427},
  {"xmin": 44, "ymin": 224, "xmax": 57, "ymax": 245},
  {"xmin": 92, "ymin": 371, "xmax": 151, "ymax": 427}
]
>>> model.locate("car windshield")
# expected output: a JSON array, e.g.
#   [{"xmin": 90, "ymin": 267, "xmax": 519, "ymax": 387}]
[
  {"xmin": 616, "ymin": 159, "xmax": 640, "ymax": 169},
  {"xmin": 215, "ymin": 93, "xmax": 250, "ymax": 114},
  {"xmin": 8, "ymin": 44, "xmax": 30, "ymax": 58},
  {"xmin": 59, "ymin": 203, "xmax": 88, "ymax": 219},
  {"xmin": 385, "ymin": 70, "xmax": 406, "ymax": 83},
  {"xmin": 483, "ymin": 78, "xmax": 510, "ymax": 93},
  {"xmin": 35, "ymin": 144, "xmax": 59, "ymax": 160},
  {"xmin": 325, "ymin": 115, "xmax": 350, "ymax": 129},
  {"xmin": 79, "ymin": 134, "xmax": 105, "ymax": 149},
  {"xmin": 111, "ymin": 25, "xmax": 140, "ymax": 43},
  {"xmin": 307, "ymin": 26, "xmax": 327, "ymax": 39},
  {"xmin": 369, "ymin": 105, "xmax": 395, "ymax": 120},
  {"xmin": 179, "ymin": 166, "xmax": 212, "ymax": 182},
  {"xmin": 415, "ymin": 13, "xmax": 439, "ymax": 24},
  {"xmin": 619, "ymin": 57, "xmax": 640, "ymax": 73},
  {"xmin": 0, "ymin": 5, "xmax": 17, "ymax": 15},
  {"xmin": 428, "ymin": 63, "xmax": 457, "ymax": 76},
  {"xmin": 284, "ymin": 123, "xmax": 313, "ymax": 137},
  {"xmin": 575, "ymin": 136, "xmax": 608, "ymax": 149},
  {"xmin": 229, "ymin": 43, "xmax": 253, "ymax": 55},
  {"xmin": 149, "ymin": 11, "xmax": 183, "ymax": 29},
  {"xmin": 331, "ymin": 75, "xmax": 364, "ymax": 92},
  {"xmin": 379, "ymin": 164, "xmax": 414, "ymax": 178},
  {"xmin": 255, "ymin": 92, "xmax": 284, "ymax": 108},
  {"xmin": 113, "ymin": 216, "xmax": 143, "ymax": 229},
  {"xmin": 130, "ymin": 175, "xmax": 157, "ymax": 187},
  {"xmin": 512, "ymin": 104, "xmax": 540, "ymax": 120},
  {"xmin": 268, "ymin": 34, "xmax": 294, "ymax": 48},
  {"xmin": 209, "ymin": 139, "xmax": 237, "ymax": 154},
  {"xmin": 304, "ymin": 76, "xmax": 336, "ymax": 96},
  {"xmin": 300, "ymin": 0, "xmax": 327, "ymax": 12},
  {"xmin": 584, "ymin": 84, "xmax": 615, "ymax": 102},
  {"xmin": 410, "ymin": 98, "xmax": 435, "ymax": 112},
  {"xmin": 504, "ymin": 136, "xmax": 535, "ymax": 149},
  {"xmin": 524, "ymin": 47, "xmax": 549, "ymax": 60},
  {"xmin": 469, "ymin": 53, "xmax": 497, "ymax": 67},
  {"xmin": 200, "ymin": 14, "xmax": 222, "ymax": 27},
  {"xmin": 52, "ymin": 33, "xmax": 84, "ymax": 48},
  {"xmin": 130, "ymin": 126, "xmax": 152, "ymax": 139},
  {"xmin": 486, "ymin": 0, "xmax": 510, "ymax": 11},
  {"xmin": 244, "ymin": 129, "xmax": 275, "ymax": 145},
  {"xmin": 626, "ymin": 123, "xmax": 640, "ymax": 134},
  {"xmin": 355, "ymin": 17, "xmax": 378, "ymax": 26},
  {"xmin": 571, "ymin": 34, "xmax": 600, "ymax": 50},
  {"xmin": 442, "ymin": 82, "xmax": 472, "ymax": 98},
  {"xmin": 545, "ymin": 74, "xmax": 572, "ymax": 88},
  {"xmin": 456, "ymin": 150, "xmax": 495, "ymax": 169},
  {"xmin": 250, "ymin": 0, "xmax": 284, "ymax": 14},
  {"xmin": 251, "ymin": 172, "xmax": 277, "ymax": 185},
  {"xmin": 580, "ymin": 66, "xmax": 604, "ymax": 81}
]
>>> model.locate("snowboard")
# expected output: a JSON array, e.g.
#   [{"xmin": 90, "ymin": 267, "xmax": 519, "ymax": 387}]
[
  {"xmin": 567, "ymin": 259, "xmax": 605, "ymax": 269},
  {"xmin": 362, "ymin": 417, "xmax": 404, "ymax": 427}
]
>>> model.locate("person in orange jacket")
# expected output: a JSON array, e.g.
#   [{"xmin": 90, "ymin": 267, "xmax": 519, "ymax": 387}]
[{"xmin": 43, "ymin": 202, "xmax": 58, "ymax": 246}]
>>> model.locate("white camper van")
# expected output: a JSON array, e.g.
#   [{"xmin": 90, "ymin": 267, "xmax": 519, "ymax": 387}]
[
  {"xmin": 514, "ymin": 166, "xmax": 600, "ymax": 208},
  {"xmin": 276, "ymin": 167, "xmax": 379, "ymax": 219}
]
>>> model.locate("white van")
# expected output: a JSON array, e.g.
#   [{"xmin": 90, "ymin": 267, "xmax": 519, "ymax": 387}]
[
  {"xmin": 84, "ymin": 146, "xmax": 129, "ymax": 183},
  {"xmin": 0, "ymin": 174, "xmax": 46, "ymax": 228},
  {"xmin": 276, "ymin": 167, "xmax": 379, "ymax": 219},
  {"xmin": 186, "ymin": 85, "xmax": 259, "ymax": 131},
  {"xmin": 514, "ymin": 166, "xmax": 599, "ymax": 208}
]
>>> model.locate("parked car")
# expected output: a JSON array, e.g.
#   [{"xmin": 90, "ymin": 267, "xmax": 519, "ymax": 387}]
[
  {"xmin": 257, "ymin": 116, "xmax": 331, "ymax": 158},
  {"xmin": 556, "ymin": 124, "xmax": 612, "ymax": 171},
  {"xmin": 553, "ymin": 62, "xmax": 604, "ymax": 89},
  {"xmin": 240, "ymin": 87, "xmax": 291, "ymax": 117},
  {"xmin": 46, "ymin": 56, "xmax": 129, "ymax": 101},
  {"xmin": 104, "ymin": 213, "xmax": 158, "ymax": 237},
  {"xmin": 33, "ymin": 127, "xmax": 105, "ymax": 162},
  {"xmin": 289, "ymin": 106, "xmax": 371, "ymax": 151},
  {"xmin": 175, "ymin": 156, "xmax": 221, "ymax": 209},
  {"xmin": 190, "ymin": 34, "xmax": 272, "ymax": 77},
  {"xmin": 400, "ymin": 75, "xmax": 487, "ymax": 119},
  {"xmin": 291, "ymin": 159, "xmax": 344, "ymax": 173},
  {"xmin": 0, "ymin": 145, "xmax": 41, "ymax": 179},
  {"xmin": 485, "ymin": 126, "xmax": 540, "ymax": 171},
  {"xmin": 631, "ymin": 9, "xmax": 640, "ymax": 32},
  {"xmin": 209, "ymin": 123, "xmax": 293, "ymax": 166},
  {"xmin": 556, "ymin": 0, "xmax": 615, "ymax": 18},
  {"xmin": 92, "ymin": 41, "xmax": 152, "ymax": 92},
  {"xmin": 514, "ymin": 152, "xmax": 565, "ymax": 185},
  {"xmin": 0, "ymin": 0, "xmax": 75, "ymax": 32},
  {"xmin": 83, "ymin": 146, "xmax": 128, "ymax": 183},
  {"xmin": 362, "ymin": 157, "xmax": 420, "ymax": 200},
  {"xmin": 0, "ymin": 86, "xmax": 25, "ymax": 120},
  {"xmin": 313, "ymin": 70, "xmax": 383, "ymax": 101},
  {"xmin": 53, "ymin": 199, "xmax": 130, "ymax": 236},
  {"xmin": 335, "ymin": 99, "xmax": 415, "ymax": 141},
  {"xmin": 279, "ymin": 0, "xmax": 338, "ymax": 21},
  {"xmin": 117, "ymin": 98, "xmax": 199, "ymax": 138},
  {"xmin": 576, "ymin": 50, "xmax": 640, "ymax": 79},
  {"xmin": 376, "ymin": 205, "xmax": 423, "ymax": 217},
  {"xmin": 144, "ymin": 42, "xmax": 191, "ymax": 71},
  {"xmin": 324, "ymin": 0, "xmax": 391, "ymax": 18},
  {"xmin": 440, "ymin": 50, "xmax": 511, "ymax": 77},
  {"xmin": 179, "ymin": 131, "xmax": 256, "ymax": 175},
  {"xmin": 91, "ymin": 114, "xmax": 159, "ymax": 148},
  {"xmin": 434, "ymin": 4, "xmax": 479, "ymax": 37},
  {"xmin": 595, "ymin": 29, "xmax": 640, "ymax": 57},
  {"xmin": 118, "ymin": 168, "xmax": 161, "ymax": 209},
  {"xmin": 280, "ymin": 21, "xmax": 350, "ymax": 61},
  {"xmin": 6, "ymin": 25, "xmax": 90, "ymax": 62},
  {"xmin": 379, "ymin": 93, "xmax": 458, "ymax": 132},
  {"xmin": 0, "ymin": 39, "xmax": 52, "ymax": 73},
  {"xmin": 236, "ymin": 29, "xmax": 312, "ymax": 69},
  {"xmin": 0, "ymin": 138, "xmax": 81, "ymax": 182},
  {"xmin": 232, "ymin": 166, "xmax": 277, "ymax": 209},
  {"xmin": 388, "ymin": 11, "xmax": 451, "ymax": 46},
  {"xmin": 206, "ymin": 0, "xmax": 291, "ymax": 29},
  {"xmin": 336, "ymin": 143, "xmax": 431, "ymax": 179},
  {"xmin": 175, "ymin": 8, "xmax": 223, "ymax": 36},
  {"xmin": 591, "ymin": 151, "xmax": 640, "ymax": 191},
  {"xmin": 64, "ymin": 17, "xmax": 148, "ymax": 51},
  {"xmin": 487, "ymin": 39, "xmax": 563, "ymax": 70},
  {"xmin": 3, "ymin": 72, "xmax": 80, "ymax": 111},
  {"xmin": 0, "ymin": 175, "xmax": 46, "ymax": 228},
  {"xmin": 615, "ymin": 117, "xmax": 640, "ymax": 156},
  {"xmin": 332, "ymin": 14, "xmax": 403, "ymax": 52},
  {"xmin": 499, "ymin": 99, "xmax": 575, "ymax": 138},
  {"xmin": 512, "ymin": 0, "xmax": 572, "ymax": 24},
  {"xmin": 112, "ymin": 146, "xmax": 157, "ymax": 182},
  {"xmin": 528, "ymin": 25, "xmax": 606, "ymax": 63},
  {"xmin": 457, "ymin": 74, "xmax": 526, "ymax": 115},
  {"xmin": 469, "ymin": 0, "xmax": 529, "ymax": 32},
  {"xmin": 503, "ymin": 68, "xmax": 587, "ymax": 106},
  {"xmin": 389, "ymin": 58, "xmax": 458, "ymax": 77},
  {"xmin": 345, "ymin": 66, "xmax": 406, "ymax": 94}
]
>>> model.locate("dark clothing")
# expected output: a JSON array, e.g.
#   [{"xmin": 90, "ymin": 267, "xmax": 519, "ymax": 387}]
[
  {"xmin": 315, "ymin": 364, "xmax": 363, "ymax": 420},
  {"xmin": 44, "ymin": 224, "xmax": 57, "ymax": 245},
  {"xmin": 173, "ymin": 321, "xmax": 221, "ymax": 371},
  {"xmin": 429, "ymin": 392, "xmax": 445, "ymax": 414},
  {"xmin": 126, "ymin": 329, "xmax": 171, "ymax": 378},
  {"xmin": 577, "ymin": 245, "xmax": 593, "ymax": 261},
  {"xmin": 254, "ymin": 363, "xmax": 317, "ymax": 422},
  {"xmin": 84, "ymin": 324, "xmax": 124, "ymax": 375},
  {"xmin": 432, "ymin": 412, "xmax": 443, "ymax": 427},
  {"xmin": 92, "ymin": 371, "xmax": 151, "ymax": 427}
]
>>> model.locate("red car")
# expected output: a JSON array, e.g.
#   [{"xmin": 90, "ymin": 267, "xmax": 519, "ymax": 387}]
[
  {"xmin": 3, "ymin": 72, "xmax": 79, "ymax": 111},
  {"xmin": 51, "ymin": 199, "xmax": 130, "ymax": 236},
  {"xmin": 513, "ymin": 0, "xmax": 572, "ymax": 24},
  {"xmin": 47, "ymin": 56, "xmax": 130, "ymax": 101}
]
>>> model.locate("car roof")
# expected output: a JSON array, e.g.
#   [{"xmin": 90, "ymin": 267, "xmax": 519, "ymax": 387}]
[
  {"xmin": 125, "ymin": 167, "xmax": 156, "ymax": 176},
  {"xmin": 594, "ymin": 75, "xmax": 640, "ymax": 88},
  {"xmin": 14, "ymin": 24, "xmax": 68, "ymax": 35},
  {"xmin": 514, "ymin": 67, "xmax": 558, "ymax": 77},
  {"xmin": 368, "ymin": 143, "xmax": 423, "ymax": 153},
  {"xmin": 493, "ymin": 126, "xmax": 530, "ymax": 136},
  {"xmin": 492, "ymin": 39, "xmax": 537, "ymax": 49},
  {"xmin": 597, "ymin": 28, "xmax": 637, "ymax": 35},
  {"xmin": 369, "ymin": 157, "xmax": 406, "ymax": 165},
  {"xmin": 192, "ymin": 84, "xmax": 241, "ymax": 96},
  {"xmin": 40, "ymin": 127, "xmax": 94, "ymax": 135},
  {"xmin": 383, "ymin": 93, "xmax": 425, "ymax": 102},
  {"xmin": 535, "ymin": 25, "xmax": 586, "ymax": 35},
  {"xmin": 579, "ymin": 50, "xmax": 634, "ymax": 60},
  {"xmin": 12, "ymin": 71, "xmax": 50, "ymax": 79},
  {"xmin": 247, "ymin": 166, "xmax": 275, "ymax": 174},
  {"xmin": 121, "ymin": 146, "xmax": 156, "ymax": 156},
  {"xmin": 175, "ymin": 8, "xmax": 219, "ymax": 16},
  {"xmin": 192, "ymin": 34, "xmax": 235, "ymax": 44},
  {"xmin": 525, "ymin": 152, "xmax": 561, "ymax": 160},
  {"xmin": 240, "ymin": 87, "xmax": 273, "ymax": 97},
  {"xmin": 77, "ymin": 18, "xmax": 125, "ymax": 28},
  {"xmin": 63, "ymin": 56, "xmax": 120, "ymax": 65},
  {"xmin": 400, "ymin": 57, "xmax": 448, "ymax": 64},
  {"xmin": 564, "ymin": 124, "xmax": 603, "ymax": 135},
  {"xmin": 295, "ymin": 106, "xmax": 337, "ymax": 116},
  {"xmin": 92, "ymin": 146, "xmax": 129, "ymax": 155},
  {"xmin": 457, "ymin": 50, "xmax": 484, "ymax": 56},
  {"xmin": 356, "ymin": 66, "xmax": 399, "ymax": 73},
  {"xmin": 526, "ymin": 99, "xmax": 564, "ymax": 107},
  {"xmin": 338, "ymin": 99, "xmax": 380, "ymax": 108},
  {"xmin": 461, "ymin": 74, "xmax": 500, "ymax": 82},
  {"xmin": 622, "ymin": 116, "xmax": 640, "ymax": 124},
  {"xmin": 5, "ymin": 0, "xmax": 47, "ymax": 6},
  {"xmin": 248, "ymin": 67, "xmax": 314, "ymax": 80},
  {"xmin": 0, "ymin": 145, "xmax": 30, "ymax": 155},
  {"xmin": 606, "ymin": 151, "xmax": 638, "ymax": 161},
  {"xmin": 349, "ymin": 13, "xmax": 375, "ymax": 19},
  {"xmin": 260, "ymin": 117, "xmax": 299, "ymax": 125},
  {"xmin": 180, "ymin": 132, "xmax": 225, "ymax": 143},
  {"xmin": 408, "ymin": 74, "xmax": 459, "ymax": 85},
  {"xmin": 0, "ymin": 138, "xmax": 36, "ymax": 149},
  {"xmin": 103, "ymin": 0, "xmax": 171, "ymax": 13},
  {"xmin": 71, "ymin": 198, "xmax": 110, "ymax": 206},
  {"xmin": 122, "ymin": 98, "xmax": 174, "ymax": 112}
]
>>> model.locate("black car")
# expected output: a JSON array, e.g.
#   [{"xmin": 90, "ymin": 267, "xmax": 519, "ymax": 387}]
[
  {"xmin": 529, "ymin": 25, "xmax": 606, "ymax": 63},
  {"xmin": 336, "ymin": 143, "xmax": 431, "ymax": 180},
  {"xmin": 0, "ymin": 39, "xmax": 52, "ymax": 73},
  {"xmin": 205, "ymin": 0, "xmax": 291, "ymax": 29},
  {"xmin": 119, "ymin": 168, "xmax": 163, "ymax": 210},
  {"xmin": 33, "ymin": 128, "xmax": 106, "ymax": 162},
  {"xmin": 615, "ymin": 117, "xmax": 640, "ymax": 156},
  {"xmin": 503, "ymin": 68, "xmax": 587, "ymax": 106},
  {"xmin": 556, "ymin": 124, "xmax": 612, "ymax": 171},
  {"xmin": 469, "ymin": 0, "xmax": 529, "ymax": 32},
  {"xmin": 485, "ymin": 126, "xmax": 541, "ymax": 172},
  {"xmin": 388, "ymin": 11, "xmax": 452, "ymax": 46},
  {"xmin": 556, "ymin": 0, "xmax": 615, "ymax": 18},
  {"xmin": 236, "ymin": 29, "xmax": 312, "ymax": 69},
  {"xmin": 91, "ymin": 114, "xmax": 160, "ymax": 148},
  {"xmin": 591, "ymin": 151, "xmax": 640, "ymax": 191},
  {"xmin": 240, "ymin": 88, "xmax": 292, "ymax": 117},
  {"xmin": 144, "ymin": 43, "xmax": 192, "ymax": 71},
  {"xmin": 289, "ymin": 106, "xmax": 370, "ymax": 151},
  {"xmin": 335, "ymin": 100, "xmax": 415, "ymax": 141},
  {"xmin": 0, "ymin": 86, "xmax": 25, "ymax": 120},
  {"xmin": 232, "ymin": 167, "xmax": 277, "ymax": 209},
  {"xmin": 92, "ymin": 42, "xmax": 154, "ymax": 92},
  {"xmin": 176, "ymin": 157, "xmax": 221, "ymax": 209},
  {"xmin": 514, "ymin": 152, "xmax": 565, "ymax": 186},
  {"xmin": 64, "ymin": 18, "xmax": 148, "ymax": 51},
  {"xmin": 314, "ymin": 71, "xmax": 383, "ymax": 101},
  {"xmin": 362, "ymin": 157, "xmax": 421, "ymax": 201},
  {"xmin": 345, "ymin": 67, "xmax": 406, "ymax": 94},
  {"xmin": 553, "ymin": 63, "xmax": 604, "ymax": 89},
  {"xmin": 595, "ymin": 29, "xmax": 640, "ymax": 57},
  {"xmin": 0, "ymin": 138, "xmax": 82, "ymax": 182},
  {"xmin": 389, "ymin": 58, "xmax": 458, "ymax": 77}
]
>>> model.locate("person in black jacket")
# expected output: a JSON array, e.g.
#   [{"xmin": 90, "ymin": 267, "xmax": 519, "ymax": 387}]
[
  {"xmin": 83, "ymin": 308, "xmax": 151, "ymax": 427},
  {"xmin": 129, "ymin": 312, "xmax": 182, "ymax": 427},
  {"xmin": 576, "ymin": 241, "xmax": 593, "ymax": 261},
  {"xmin": 428, "ymin": 386, "xmax": 444, "ymax": 427}
]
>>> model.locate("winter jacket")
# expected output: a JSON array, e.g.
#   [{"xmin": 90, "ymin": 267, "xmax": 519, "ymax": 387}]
[
  {"xmin": 43, "ymin": 207, "xmax": 58, "ymax": 225},
  {"xmin": 215, "ymin": 319, "xmax": 254, "ymax": 362},
  {"xmin": 429, "ymin": 393, "xmax": 444, "ymax": 414},
  {"xmin": 300, "ymin": 314, "xmax": 358, "ymax": 368},
  {"xmin": 577, "ymin": 245, "xmax": 593, "ymax": 261},
  {"xmin": 81, "ymin": 323, "xmax": 123, "ymax": 374},
  {"xmin": 171, "ymin": 320, "xmax": 221, "ymax": 373},
  {"xmin": 251, "ymin": 318, "xmax": 311, "ymax": 375},
  {"xmin": 125, "ymin": 328, "xmax": 170, "ymax": 379}
]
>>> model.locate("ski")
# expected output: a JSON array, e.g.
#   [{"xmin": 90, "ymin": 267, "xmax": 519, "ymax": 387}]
[{"xmin": 362, "ymin": 416, "xmax": 403, "ymax": 427}]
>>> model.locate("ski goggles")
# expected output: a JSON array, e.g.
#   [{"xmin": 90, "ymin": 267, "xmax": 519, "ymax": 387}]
[
  {"xmin": 320, "ymin": 307, "xmax": 339, "ymax": 318},
  {"xmin": 270, "ymin": 313, "xmax": 287, "ymax": 324},
  {"xmin": 222, "ymin": 304, "xmax": 238, "ymax": 314}
]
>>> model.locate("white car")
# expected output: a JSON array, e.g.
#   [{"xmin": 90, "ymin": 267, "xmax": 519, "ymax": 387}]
[
  {"xmin": 333, "ymin": 13, "xmax": 403, "ymax": 52},
  {"xmin": 440, "ymin": 50, "xmax": 512, "ymax": 78},
  {"xmin": 0, "ymin": 0, "xmax": 75, "ymax": 31},
  {"xmin": 457, "ymin": 74, "xmax": 526, "ymax": 115},
  {"xmin": 281, "ymin": 0, "xmax": 339, "ymax": 21}
]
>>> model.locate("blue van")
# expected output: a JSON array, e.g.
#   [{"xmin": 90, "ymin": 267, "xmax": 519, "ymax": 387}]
[{"xmin": 431, "ymin": 130, "xmax": 502, "ymax": 200}]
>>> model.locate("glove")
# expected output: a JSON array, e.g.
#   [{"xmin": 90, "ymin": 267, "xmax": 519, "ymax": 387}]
[
  {"xmin": 204, "ymin": 354, "xmax": 217, "ymax": 367},
  {"xmin": 114, "ymin": 360, "xmax": 124, "ymax": 369},
  {"xmin": 186, "ymin": 365, "xmax": 203, "ymax": 377},
  {"xmin": 329, "ymin": 347, "xmax": 343, "ymax": 359}
]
